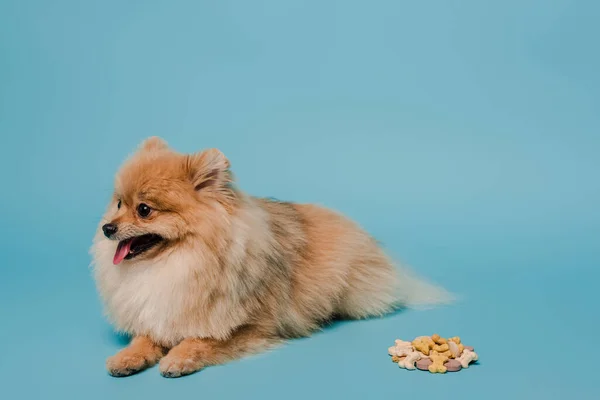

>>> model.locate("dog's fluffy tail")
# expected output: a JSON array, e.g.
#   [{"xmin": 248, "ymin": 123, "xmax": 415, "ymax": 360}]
[{"xmin": 393, "ymin": 264, "xmax": 455, "ymax": 309}]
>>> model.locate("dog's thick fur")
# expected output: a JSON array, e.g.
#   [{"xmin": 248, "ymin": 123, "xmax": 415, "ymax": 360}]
[{"xmin": 92, "ymin": 137, "xmax": 449, "ymax": 378}]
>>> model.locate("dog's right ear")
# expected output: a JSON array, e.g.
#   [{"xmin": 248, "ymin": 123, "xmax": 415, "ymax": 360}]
[{"xmin": 139, "ymin": 136, "xmax": 168, "ymax": 152}]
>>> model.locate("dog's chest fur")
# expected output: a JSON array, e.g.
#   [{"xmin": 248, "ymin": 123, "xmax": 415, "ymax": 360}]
[{"xmin": 93, "ymin": 236, "xmax": 254, "ymax": 346}]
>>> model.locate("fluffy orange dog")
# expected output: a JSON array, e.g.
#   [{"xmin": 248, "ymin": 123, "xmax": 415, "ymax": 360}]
[{"xmin": 92, "ymin": 137, "xmax": 449, "ymax": 378}]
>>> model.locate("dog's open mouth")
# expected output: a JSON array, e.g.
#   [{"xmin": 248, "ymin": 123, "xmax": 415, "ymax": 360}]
[{"xmin": 113, "ymin": 234, "xmax": 163, "ymax": 265}]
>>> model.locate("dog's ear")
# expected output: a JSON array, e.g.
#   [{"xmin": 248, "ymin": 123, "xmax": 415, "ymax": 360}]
[
  {"xmin": 185, "ymin": 148, "xmax": 233, "ymax": 192},
  {"xmin": 139, "ymin": 136, "xmax": 168, "ymax": 152}
]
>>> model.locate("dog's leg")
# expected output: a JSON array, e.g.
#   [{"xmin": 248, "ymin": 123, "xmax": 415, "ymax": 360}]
[
  {"xmin": 159, "ymin": 325, "xmax": 277, "ymax": 378},
  {"xmin": 106, "ymin": 335, "xmax": 167, "ymax": 377}
]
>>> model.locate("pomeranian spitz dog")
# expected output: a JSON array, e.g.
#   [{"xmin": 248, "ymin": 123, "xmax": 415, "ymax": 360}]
[{"xmin": 92, "ymin": 137, "xmax": 449, "ymax": 378}]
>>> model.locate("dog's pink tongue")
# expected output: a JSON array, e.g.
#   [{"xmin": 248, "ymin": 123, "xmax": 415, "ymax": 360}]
[{"xmin": 113, "ymin": 239, "xmax": 132, "ymax": 265}]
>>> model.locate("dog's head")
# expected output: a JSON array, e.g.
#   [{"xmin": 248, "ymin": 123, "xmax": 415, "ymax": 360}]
[{"xmin": 98, "ymin": 137, "xmax": 237, "ymax": 265}]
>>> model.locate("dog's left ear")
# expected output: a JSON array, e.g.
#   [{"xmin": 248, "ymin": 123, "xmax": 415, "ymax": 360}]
[
  {"xmin": 139, "ymin": 136, "xmax": 168, "ymax": 152},
  {"xmin": 186, "ymin": 149, "xmax": 232, "ymax": 192}
]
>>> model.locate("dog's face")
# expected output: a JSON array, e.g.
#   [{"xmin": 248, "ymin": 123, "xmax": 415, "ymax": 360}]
[{"xmin": 98, "ymin": 137, "xmax": 236, "ymax": 265}]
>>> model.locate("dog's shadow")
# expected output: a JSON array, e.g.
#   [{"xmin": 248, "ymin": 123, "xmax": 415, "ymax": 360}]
[
  {"xmin": 106, "ymin": 329, "xmax": 132, "ymax": 347},
  {"xmin": 319, "ymin": 307, "xmax": 406, "ymax": 334}
]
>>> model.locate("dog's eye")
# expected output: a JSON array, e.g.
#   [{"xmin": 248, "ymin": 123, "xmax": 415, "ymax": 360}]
[
  {"xmin": 137, "ymin": 203, "xmax": 151, "ymax": 218},
  {"xmin": 117, "ymin": 200, "xmax": 122, "ymax": 209}
]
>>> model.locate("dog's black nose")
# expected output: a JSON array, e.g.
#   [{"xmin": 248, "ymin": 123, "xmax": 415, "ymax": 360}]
[{"xmin": 102, "ymin": 223, "xmax": 118, "ymax": 238}]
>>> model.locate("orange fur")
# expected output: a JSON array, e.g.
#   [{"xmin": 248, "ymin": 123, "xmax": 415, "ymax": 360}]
[
  {"xmin": 106, "ymin": 336, "xmax": 166, "ymax": 377},
  {"xmin": 92, "ymin": 137, "xmax": 449, "ymax": 378},
  {"xmin": 159, "ymin": 325, "xmax": 274, "ymax": 377}
]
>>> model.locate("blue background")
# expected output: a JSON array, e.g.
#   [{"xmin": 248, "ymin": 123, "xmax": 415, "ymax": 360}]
[{"xmin": 1, "ymin": 0, "xmax": 598, "ymax": 399}]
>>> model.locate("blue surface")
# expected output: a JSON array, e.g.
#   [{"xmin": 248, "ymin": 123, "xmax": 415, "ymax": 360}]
[{"xmin": 1, "ymin": 1, "xmax": 598, "ymax": 399}]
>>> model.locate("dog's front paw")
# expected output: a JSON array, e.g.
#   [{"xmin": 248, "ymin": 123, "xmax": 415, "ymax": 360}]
[
  {"xmin": 159, "ymin": 354, "xmax": 203, "ymax": 378},
  {"xmin": 106, "ymin": 352, "xmax": 150, "ymax": 377}
]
